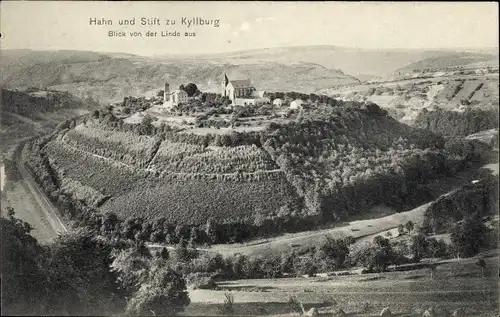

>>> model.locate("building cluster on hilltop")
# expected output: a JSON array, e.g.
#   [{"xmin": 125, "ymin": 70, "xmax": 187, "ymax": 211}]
[{"xmin": 161, "ymin": 71, "xmax": 312, "ymax": 110}]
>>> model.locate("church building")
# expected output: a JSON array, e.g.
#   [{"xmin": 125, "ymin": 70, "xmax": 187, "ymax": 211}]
[{"xmin": 221, "ymin": 72, "xmax": 269, "ymax": 106}]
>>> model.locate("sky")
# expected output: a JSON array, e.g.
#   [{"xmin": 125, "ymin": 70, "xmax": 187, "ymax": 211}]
[{"xmin": 1, "ymin": 1, "xmax": 498, "ymax": 56}]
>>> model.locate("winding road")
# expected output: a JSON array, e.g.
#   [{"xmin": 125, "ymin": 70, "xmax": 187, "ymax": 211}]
[
  {"xmin": 16, "ymin": 160, "xmax": 68, "ymax": 234},
  {"xmin": 2, "ymin": 143, "xmax": 68, "ymax": 243}
]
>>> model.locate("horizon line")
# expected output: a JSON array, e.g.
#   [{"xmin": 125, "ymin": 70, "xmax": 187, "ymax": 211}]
[{"xmin": 3, "ymin": 44, "xmax": 499, "ymax": 58}]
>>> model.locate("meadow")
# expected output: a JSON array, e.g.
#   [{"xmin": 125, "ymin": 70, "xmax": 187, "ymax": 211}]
[{"xmin": 183, "ymin": 251, "xmax": 499, "ymax": 316}]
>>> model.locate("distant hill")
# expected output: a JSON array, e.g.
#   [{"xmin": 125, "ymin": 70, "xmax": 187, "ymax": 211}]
[
  {"xmin": 2, "ymin": 47, "xmax": 498, "ymax": 106},
  {"xmin": 0, "ymin": 49, "xmax": 359, "ymax": 104},
  {"xmin": 395, "ymin": 53, "xmax": 498, "ymax": 74},
  {"xmin": 0, "ymin": 88, "xmax": 97, "ymax": 158},
  {"xmin": 159, "ymin": 45, "xmax": 499, "ymax": 77}
]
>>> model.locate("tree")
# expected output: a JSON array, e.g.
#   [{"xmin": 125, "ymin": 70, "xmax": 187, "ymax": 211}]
[
  {"xmin": 205, "ymin": 219, "xmax": 218, "ymax": 244},
  {"xmin": 476, "ymin": 257, "xmax": 486, "ymax": 277},
  {"xmin": 355, "ymin": 236, "xmax": 394, "ymax": 273},
  {"xmin": 175, "ymin": 238, "xmax": 191, "ymax": 262},
  {"xmin": 41, "ymin": 229, "xmax": 129, "ymax": 315},
  {"xmin": 184, "ymin": 83, "xmax": 199, "ymax": 97},
  {"xmin": 397, "ymin": 224, "xmax": 405, "ymax": 236},
  {"xmin": 405, "ymin": 220, "xmax": 415, "ymax": 233},
  {"xmin": 156, "ymin": 247, "xmax": 170, "ymax": 261},
  {"xmin": 138, "ymin": 115, "xmax": 154, "ymax": 135},
  {"xmin": 410, "ymin": 234, "xmax": 429, "ymax": 262},
  {"xmin": 100, "ymin": 212, "xmax": 120, "ymax": 236},
  {"xmin": 450, "ymin": 216, "xmax": 488, "ymax": 257},
  {"xmin": 1, "ymin": 214, "xmax": 46, "ymax": 315},
  {"xmin": 189, "ymin": 226, "xmax": 205, "ymax": 247},
  {"xmin": 315, "ymin": 236, "xmax": 349, "ymax": 270},
  {"xmin": 125, "ymin": 263, "xmax": 190, "ymax": 316},
  {"xmin": 111, "ymin": 246, "xmax": 152, "ymax": 295}
]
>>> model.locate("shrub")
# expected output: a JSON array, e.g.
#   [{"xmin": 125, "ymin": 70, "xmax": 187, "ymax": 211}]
[
  {"xmin": 217, "ymin": 293, "xmax": 235, "ymax": 315},
  {"xmin": 287, "ymin": 296, "xmax": 304, "ymax": 315}
]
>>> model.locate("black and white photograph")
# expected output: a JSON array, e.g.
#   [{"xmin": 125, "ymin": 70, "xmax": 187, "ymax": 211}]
[{"xmin": 0, "ymin": 1, "xmax": 499, "ymax": 316}]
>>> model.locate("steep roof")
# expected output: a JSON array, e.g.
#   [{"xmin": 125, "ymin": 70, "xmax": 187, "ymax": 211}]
[
  {"xmin": 223, "ymin": 69, "xmax": 247, "ymax": 80},
  {"xmin": 230, "ymin": 79, "xmax": 252, "ymax": 88}
]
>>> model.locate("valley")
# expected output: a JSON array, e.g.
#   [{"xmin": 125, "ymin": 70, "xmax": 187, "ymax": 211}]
[{"xmin": 1, "ymin": 46, "xmax": 498, "ymax": 317}]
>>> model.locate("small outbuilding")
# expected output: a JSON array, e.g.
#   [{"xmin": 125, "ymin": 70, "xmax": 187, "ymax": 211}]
[
  {"xmin": 273, "ymin": 98, "xmax": 283, "ymax": 107},
  {"xmin": 290, "ymin": 99, "xmax": 304, "ymax": 109}
]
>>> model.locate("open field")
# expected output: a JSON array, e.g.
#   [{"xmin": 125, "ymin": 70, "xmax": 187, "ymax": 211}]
[
  {"xmin": 208, "ymin": 202, "xmax": 430, "ymax": 258},
  {"xmin": 183, "ymin": 250, "xmax": 499, "ymax": 316}
]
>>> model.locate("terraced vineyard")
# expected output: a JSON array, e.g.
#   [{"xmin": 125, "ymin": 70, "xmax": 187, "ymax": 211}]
[
  {"xmin": 100, "ymin": 171, "xmax": 299, "ymax": 224},
  {"xmin": 43, "ymin": 134, "xmax": 300, "ymax": 225},
  {"xmin": 44, "ymin": 140, "xmax": 152, "ymax": 196},
  {"xmin": 63, "ymin": 123, "xmax": 160, "ymax": 168},
  {"xmin": 150, "ymin": 142, "xmax": 279, "ymax": 174}
]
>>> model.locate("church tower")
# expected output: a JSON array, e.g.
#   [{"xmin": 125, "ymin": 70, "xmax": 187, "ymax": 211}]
[
  {"xmin": 221, "ymin": 72, "xmax": 229, "ymax": 97},
  {"xmin": 164, "ymin": 82, "xmax": 170, "ymax": 102}
]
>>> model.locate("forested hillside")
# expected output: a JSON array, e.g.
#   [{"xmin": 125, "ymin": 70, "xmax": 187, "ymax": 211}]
[
  {"xmin": 18, "ymin": 99, "xmax": 479, "ymax": 246},
  {"xmin": 263, "ymin": 103, "xmax": 446, "ymax": 221},
  {"xmin": 413, "ymin": 108, "xmax": 499, "ymax": 137}
]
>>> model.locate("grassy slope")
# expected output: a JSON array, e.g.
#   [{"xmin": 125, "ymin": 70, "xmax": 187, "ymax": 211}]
[
  {"xmin": 184, "ymin": 250, "xmax": 498, "ymax": 316},
  {"xmin": 209, "ymin": 202, "xmax": 430, "ymax": 257}
]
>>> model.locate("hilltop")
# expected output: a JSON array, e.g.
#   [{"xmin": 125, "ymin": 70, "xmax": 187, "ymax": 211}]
[
  {"xmin": 19, "ymin": 97, "xmax": 461, "ymax": 245},
  {"xmin": 318, "ymin": 72, "xmax": 499, "ymax": 128}
]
